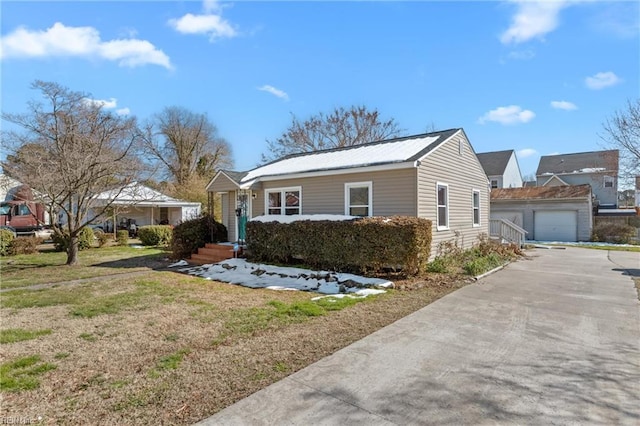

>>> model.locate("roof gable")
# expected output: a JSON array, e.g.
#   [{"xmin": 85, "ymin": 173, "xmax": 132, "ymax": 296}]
[
  {"xmin": 536, "ymin": 150, "xmax": 618, "ymax": 176},
  {"xmin": 476, "ymin": 150, "xmax": 514, "ymax": 176},
  {"xmin": 95, "ymin": 182, "xmax": 179, "ymax": 203}
]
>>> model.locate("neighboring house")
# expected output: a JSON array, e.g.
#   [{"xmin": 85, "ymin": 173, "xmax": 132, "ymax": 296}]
[
  {"xmin": 206, "ymin": 128, "xmax": 490, "ymax": 257},
  {"xmin": 90, "ymin": 183, "xmax": 201, "ymax": 230},
  {"xmin": 0, "ymin": 173, "xmax": 23, "ymax": 201},
  {"xmin": 476, "ymin": 150, "xmax": 523, "ymax": 189},
  {"xmin": 491, "ymin": 184, "xmax": 593, "ymax": 242},
  {"xmin": 536, "ymin": 150, "xmax": 619, "ymax": 208}
]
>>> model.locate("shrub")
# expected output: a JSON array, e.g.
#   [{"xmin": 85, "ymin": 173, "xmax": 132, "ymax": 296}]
[
  {"xmin": 138, "ymin": 225, "xmax": 173, "ymax": 247},
  {"xmin": 0, "ymin": 230, "xmax": 15, "ymax": 256},
  {"xmin": 95, "ymin": 230, "xmax": 110, "ymax": 248},
  {"xmin": 246, "ymin": 216, "xmax": 432, "ymax": 275},
  {"xmin": 426, "ymin": 256, "xmax": 453, "ymax": 273},
  {"xmin": 591, "ymin": 222, "xmax": 636, "ymax": 244},
  {"xmin": 52, "ymin": 228, "xmax": 94, "ymax": 252},
  {"xmin": 9, "ymin": 237, "xmax": 42, "ymax": 255},
  {"xmin": 116, "ymin": 230, "xmax": 129, "ymax": 246},
  {"xmin": 51, "ymin": 231, "xmax": 68, "ymax": 252},
  {"xmin": 78, "ymin": 227, "xmax": 94, "ymax": 250},
  {"xmin": 171, "ymin": 216, "xmax": 228, "ymax": 259}
]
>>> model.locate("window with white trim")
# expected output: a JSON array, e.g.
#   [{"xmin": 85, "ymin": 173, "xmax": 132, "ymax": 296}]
[
  {"xmin": 345, "ymin": 182, "xmax": 372, "ymax": 217},
  {"xmin": 266, "ymin": 187, "xmax": 301, "ymax": 215},
  {"xmin": 490, "ymin": 179, "xmax": 498, "ymax": 189},
  {"xmin": 437, "ymin": 183, "xmax": 448, "ymax": 229},
  {"xmin": 604, "ymin": 176, "xmax": 614, "ymax": 188},
  {"xmin": 472, "ymin": 190, "xmax": 481, "ymax": 226}
]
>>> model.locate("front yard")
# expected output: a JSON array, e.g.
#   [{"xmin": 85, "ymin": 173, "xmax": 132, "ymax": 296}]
[{"xmin": 0, "ymin": 247, "xmax": 469, "ymax": 425}]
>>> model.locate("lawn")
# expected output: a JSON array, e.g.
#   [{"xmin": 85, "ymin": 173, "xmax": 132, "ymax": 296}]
[
  {"xmin": 0, "ymin": 245, "xmax": 168, "ymax": 289},
  {"xmin": 0, "ymin": 249, "xmax": 470, "ymax": 425}
]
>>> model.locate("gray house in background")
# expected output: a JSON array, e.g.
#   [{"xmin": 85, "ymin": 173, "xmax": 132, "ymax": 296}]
[
  {"xmin": 207, "ymin": 128, "xmax": 490, "ymax": 258},
  {"xmin": 491, "ymin": 184, "xmax": 593, "ymax": 242},
  {"xmin": 476, "ymin": 150, "xmax": 523, "ymax": 189},
  {"xmin": 536, "ymin": 150, "xmax": 619, "ymax": 208}
]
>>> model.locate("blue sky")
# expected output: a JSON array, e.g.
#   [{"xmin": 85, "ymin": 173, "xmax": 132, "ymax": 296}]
[{"xmin": 1, "ymin": 0, "xmax": 638, "ymax": 179}]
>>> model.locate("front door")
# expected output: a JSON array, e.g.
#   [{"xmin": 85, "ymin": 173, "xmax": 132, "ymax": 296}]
[{"xmin": 236, "ymin": 191, "xmax": 249, "ymax": 243}]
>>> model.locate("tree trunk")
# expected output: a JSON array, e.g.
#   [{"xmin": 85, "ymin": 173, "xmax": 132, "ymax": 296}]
[{"xmin": 66, "ymin": 235, "xmax": 79, "ymax": 265}]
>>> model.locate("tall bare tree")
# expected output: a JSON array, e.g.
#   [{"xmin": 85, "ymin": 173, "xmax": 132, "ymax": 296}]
[
  {"xmin": 602, "ymin": 99, "xmax": 640, "ymax": 185},
  {"xmin": 1, "ymin": 81, "xmax": 142, "ymax": 265},
  {"xmin": 142, "ymin": 106, "xmax": 232, "ymax": 187},
  {"xmin": 262, "ymin": 105, "xmax": 403, "ymax": 163}
]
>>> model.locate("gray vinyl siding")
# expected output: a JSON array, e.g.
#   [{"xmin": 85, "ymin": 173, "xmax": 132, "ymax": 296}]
[
  {"xmin": 227, "ymin": 190, "xmax": 237, "ymax": 242},
  {"xmin": 491, "ymin": 199, "xmax": 592, "ymax": 241},
  {"xmin": 253, "ymin": 168, "xmax": 417, "ymax": 217},
  {"xmin": 417, "ymin": 131, "xmax": 490, "ymax": 256}
]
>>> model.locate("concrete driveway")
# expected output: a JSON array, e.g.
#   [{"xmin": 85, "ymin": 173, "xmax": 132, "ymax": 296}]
[{"xmin": 198, "ymin": 247, "xmax": 640, "ymax": 425}]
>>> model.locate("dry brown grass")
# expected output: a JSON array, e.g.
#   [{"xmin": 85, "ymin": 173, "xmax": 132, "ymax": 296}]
[{"xmin": 0, "ymin": 270, "xmax": 469, "ymax": 425}]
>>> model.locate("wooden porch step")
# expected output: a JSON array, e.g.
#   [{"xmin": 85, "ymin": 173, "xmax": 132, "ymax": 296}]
[{"xmin": 188, "ymin": 244, "xmax": 237, "ymax": 265}]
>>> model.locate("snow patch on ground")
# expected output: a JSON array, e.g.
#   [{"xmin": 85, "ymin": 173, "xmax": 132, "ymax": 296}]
[
  {"xmin": 177, "ymin": 258, "xmax": 393, "ymax": 296},
  {"xmin": 168, "ymin": 259, "xmax": 189, "ymax": 268},
  {"xmin": 250, "ymin": 214, "xmax": 357, "ymax": 224}
]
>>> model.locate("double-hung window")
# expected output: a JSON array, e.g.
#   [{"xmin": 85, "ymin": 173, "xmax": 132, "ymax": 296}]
[
  {"xmin": 266, "ymin": 187, "xmax": 301, "ymax": 215},
  {"xmin": 472, "ymin": 190, "xmax": 481, "ymax": 226},
  {"xmin": 345, "ymin": 182, "xmax": 372, "ymax": 217},
  {"xmin": 437, "ymin": 183, "xmax": 449, "ymax": 230},
  {"xmin": 604, "ymin": 176, "xmax": 614, "ymax": 188}
]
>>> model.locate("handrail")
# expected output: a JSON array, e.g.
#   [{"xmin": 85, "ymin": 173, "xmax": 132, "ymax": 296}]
[{"xmin": 489, "ymin": 218, "xmax": 527, "ymax": 247}]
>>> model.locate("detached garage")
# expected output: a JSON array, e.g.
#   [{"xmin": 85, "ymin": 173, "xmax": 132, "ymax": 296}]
[{"xmin": 491, "ymin": 185, "xmax": 592, "ymax": 242}]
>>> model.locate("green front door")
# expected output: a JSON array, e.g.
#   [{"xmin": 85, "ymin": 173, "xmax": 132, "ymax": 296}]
[{"xmin": 236, "ymin": 192, "xmax": 248, "ymax": 243}]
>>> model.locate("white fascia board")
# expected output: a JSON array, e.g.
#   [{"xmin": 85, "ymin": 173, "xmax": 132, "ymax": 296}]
[{"xmin": 240, "ymin": 161, "xmax": 416, "ymax": 186}]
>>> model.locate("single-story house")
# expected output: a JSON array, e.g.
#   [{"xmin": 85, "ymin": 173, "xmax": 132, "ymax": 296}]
[
  {"xmin": 476, "ymin": 150, "xmax": 523, "ymax": 189},
  {"xmin": 90, "ymin": 182, "xmax": 201, "ymax": 231},
  {"xmin": 491, "ymin": 184, "xmax": 593, "ymax": 242},
  {"xmin": 536, "ymin": 150, "xmax": 618, "ymax": 208},
  {"xmin": 207, "ymin": 128, "xmax": 490, "ymax": 258}
]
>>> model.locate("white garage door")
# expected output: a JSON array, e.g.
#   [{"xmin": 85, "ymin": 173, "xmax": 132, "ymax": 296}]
[{"xmin": 534, "ymin": 210, "xmax": 577, "ymax": 242}]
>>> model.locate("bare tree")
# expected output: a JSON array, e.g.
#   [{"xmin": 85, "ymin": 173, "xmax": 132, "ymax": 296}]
[
  {"xmin": 602, "ymin": 99, "xmax": 640, "ymax": 185},
  {"xmin": 1, "ymin": 81, "xmax": 142, "ymax": 265},
  {"xmin": 262, "ymin": 105, "xmax": 403, "ymax": 163},
  {"xmin": 142, "ymin": 106, "xmax": 232, "ymax": 187}
]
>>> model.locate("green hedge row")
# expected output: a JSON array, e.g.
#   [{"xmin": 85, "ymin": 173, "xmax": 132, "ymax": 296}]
[
  {"xmin": 246, "ymin": 216, "xmax": 432, "ymax": 275},
  {"xmin": 171, "ymin": 216, "xmax": 228, "ymax": 259}
]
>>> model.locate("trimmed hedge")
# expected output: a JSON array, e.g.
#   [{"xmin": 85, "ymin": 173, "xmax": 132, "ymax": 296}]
[
  {"xmin": 591, "ymin": 222, "xmax": 637, "ymax": 244},
  {"xmin": 116, "ymin": 230, "xmax": 129, "ymax": 246},
  {"xmin": 0, "ymin": 230, "xmax": 15, "ymax": 256},
  {"xmin": 246, "ymin": 216, "xmax": 432, "ymax": 275},
  {"xmin": 9, "ymin": 237, "xmax": 42, "ymax": 255},
  {"xmin": 138, "ymin": 225, "xmax": 173, "ymax": 246},
  {"xmin": 171, "ymin": 216, "xmax": 228, "ymax": 259}
]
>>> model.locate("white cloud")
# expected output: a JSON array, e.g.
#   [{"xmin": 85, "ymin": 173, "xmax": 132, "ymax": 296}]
[
  {"xmin": 83, "ymin": 97, "xmax": 117, "ymax": 109},
  {"xmin": 500, "ymin": 1, "xmax": 570, "ymax": 44},
  {"xmin": 258, "ymin": 85, "xmax": 289, "ymax": 101},
  {"xmin": 168, "ymin": 1, "xmax": 237, "ymax": 42},
  {"xmin": 0, "ymin": 22, "xmax": 172, "ymax": 69},
  {"xmin": 585, "ymin": 71, "xmax": 622, "ymax": 90},
  {"xmin": 508, "ymin": 49, "xmax": 535, "ymax": 60},
  {"xmin": 478, "ymin": 105, "xmax": 535, "ymax": 125},
  {"xmin": 82, "ymin": 97, "xmax": 131, "ymax": 116},
  {"xmin": 550, "ymin": 100, "xmax": 578, "ymax": 111},
  {"xmin": 517, "ymin": 148, "xmax": 538, "ymax": 158}
]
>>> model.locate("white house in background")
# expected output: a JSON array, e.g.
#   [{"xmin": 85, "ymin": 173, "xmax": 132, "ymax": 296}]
[
  {"xmin": 0, "ymin": 173, "xmax": 23, "ymax": 201},
  {"xmin": 207, "ymin": 128, "xmax": 490, "ymax": 258},
  {"xmin": 90, "ymin": 182, "xmax": 201, "ymax": 230},
  {"xmin": 476, "ymin": 150, "xmax": 523, "ymax": 189},
  {"xmin": 536, "ymin": 150, "xmax": 619, "ymax": 208}
]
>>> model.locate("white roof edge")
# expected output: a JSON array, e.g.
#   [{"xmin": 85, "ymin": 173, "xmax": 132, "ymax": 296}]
[{"xmin": 240, "ymin": 161, "xmax": 416, "ymax": 186}]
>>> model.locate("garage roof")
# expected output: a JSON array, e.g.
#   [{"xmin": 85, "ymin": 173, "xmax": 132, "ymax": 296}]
[{"xmin": 491, "ymin": 184, "xmax": 592, "ymax": 200}]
